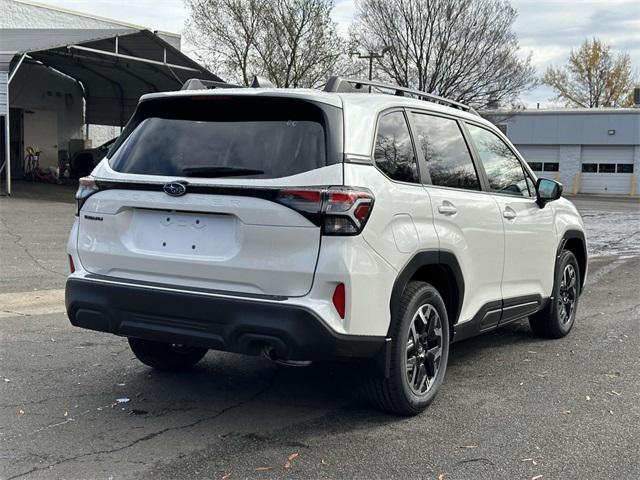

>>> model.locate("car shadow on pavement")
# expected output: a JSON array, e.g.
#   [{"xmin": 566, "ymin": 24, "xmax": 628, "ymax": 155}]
[
  {"xmin": 108, "ymin": 318, "xmax": 543, "ymax": 423},
  {"xmin": 448, "ymin": 319, "xmax": 544, "ymax": 366}
]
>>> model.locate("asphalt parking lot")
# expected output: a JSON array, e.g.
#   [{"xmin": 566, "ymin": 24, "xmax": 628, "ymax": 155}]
[{"xmin": 1, "ymin": 183, "xmax": 639, "ymax": 480}]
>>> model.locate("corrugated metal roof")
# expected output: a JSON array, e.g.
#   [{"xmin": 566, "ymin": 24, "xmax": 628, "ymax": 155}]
[
  {"xmin": 0, "ymin": 71, "xmax": 7, "ymax": 115},
  {"xmin": 1, "ymin": 0, "xmax": 148, "ymax": 30},
  {"xmin": 0, "ymin": 28, "xmax": 137, "ymax": 54},
  {"xmin": 21, "ymin": 29, "xmax": 222, "ymax": 125},
  {"xmin": 1, "ymin": 53, "xmax": 14, "ymax": 114},
  {"xmin": 0, "ymin": 28, "xmax": 222, "ymax": 126},
  {"xmin": 0, "ymin": 53, "xmax": 14, "ymax": 72}
]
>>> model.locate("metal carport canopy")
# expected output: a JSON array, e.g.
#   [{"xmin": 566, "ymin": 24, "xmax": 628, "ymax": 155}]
[
  {"xmin": 1, "ymin": 27, "xmax": 221, "ymax": 194},
  {"xmin": 25, "ymin": 29, "xmax": 222, "ymax": 126}
]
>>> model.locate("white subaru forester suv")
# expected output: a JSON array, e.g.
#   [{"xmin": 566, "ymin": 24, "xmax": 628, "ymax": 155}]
[{"xmin": 66, "ymin": 77, "xmax": 587, "ymax": 415}]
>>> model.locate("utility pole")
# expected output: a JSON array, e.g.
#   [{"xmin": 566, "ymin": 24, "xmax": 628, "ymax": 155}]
[
  {"xmin": 350, "ymin": 48, "xmax": 392, "ymax": 90},
  {"xmin": 351, "ymin": 50, "xmax": 387, "ymax": 80}
]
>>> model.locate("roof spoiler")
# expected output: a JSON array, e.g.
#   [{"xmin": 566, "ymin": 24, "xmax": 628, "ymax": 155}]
[
  {"xmin": 181, "ymin": 76, "xmax": 276, "ymax": 91},
  {"xmin": 181, "ymin": 78, "xmax": 242, "ymax": 90}
]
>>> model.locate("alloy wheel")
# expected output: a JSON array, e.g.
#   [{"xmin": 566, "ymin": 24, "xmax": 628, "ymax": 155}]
[
  {"xmin": 558, "ymin": 264, "xmax": 577, "ymax": 324},
  {"xmin": 405, "ymin": 303, "xmax": 443, "ymax": 395}
]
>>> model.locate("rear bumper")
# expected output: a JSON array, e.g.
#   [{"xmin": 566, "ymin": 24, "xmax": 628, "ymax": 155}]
[{"xmin": 65, "ymin": 277, "xmax": 385, "ymax": 361}]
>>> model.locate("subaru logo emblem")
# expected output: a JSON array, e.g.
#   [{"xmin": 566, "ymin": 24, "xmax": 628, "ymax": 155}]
[{"xmin": 163, "ymin": 182, "xmax": 186, "ymax": 197}]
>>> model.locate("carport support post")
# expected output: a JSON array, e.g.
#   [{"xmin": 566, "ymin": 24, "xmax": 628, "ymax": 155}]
[
  {"xmin": 3, "ymin": 82, "xmax": 10, "ymax": 196},
  {"xmin": 3, "ymin": 54, "xmax": 26, "ymax": 196}
]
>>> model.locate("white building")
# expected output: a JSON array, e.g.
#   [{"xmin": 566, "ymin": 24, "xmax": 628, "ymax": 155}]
[
  {"xmin": 484, "ymin": 105, "xmax": 640, "ymax": 196},
  {"xmin": 1, "ymin": 0, "xmax": 221, "ymax": 194}
]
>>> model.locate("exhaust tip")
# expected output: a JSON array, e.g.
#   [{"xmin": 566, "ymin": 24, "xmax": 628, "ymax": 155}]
[{"xmin": 261, "ymin": 345, "xmax": 311, "ymax": 367}]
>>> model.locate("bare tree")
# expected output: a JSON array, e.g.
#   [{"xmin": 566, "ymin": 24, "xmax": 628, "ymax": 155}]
[
  {"xmin": 185, "ymin": 0, "xmax": 263, "ymax": 86},
  {"xmin": 543, "ymin": 38, "xmax": 635, "ymax": 108},
  {"xmin": 351, "ymin": 0, "xmax": 536, "ymax": 107},
  {"xmin": 185, "ymin": 0, "xmax": 344, "ymax": 87}
]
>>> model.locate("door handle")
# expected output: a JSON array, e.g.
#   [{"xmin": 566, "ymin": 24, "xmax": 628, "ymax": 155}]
[
  {"xmin": 438, "ymin": 202, "xmax": 457, "ymax": 215},
  {"xmin": 503, "ymin": 207, "xmax": 517, "ymax": 220}
]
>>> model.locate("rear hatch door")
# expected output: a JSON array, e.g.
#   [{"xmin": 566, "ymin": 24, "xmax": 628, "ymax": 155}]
[{"xmin": 77, "ymin": 94, "xmax": 343, "ymax": 298}]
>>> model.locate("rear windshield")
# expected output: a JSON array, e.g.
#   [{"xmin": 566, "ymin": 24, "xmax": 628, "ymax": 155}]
[{"xmin": 109, "ymin": 96, "xmax": 340, "ymax": 179}]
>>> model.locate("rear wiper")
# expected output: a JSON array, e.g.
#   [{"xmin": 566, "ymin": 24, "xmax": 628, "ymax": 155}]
[{"xmin": 181, "ymin": 166, "xmax": 264, "ymax": 177}]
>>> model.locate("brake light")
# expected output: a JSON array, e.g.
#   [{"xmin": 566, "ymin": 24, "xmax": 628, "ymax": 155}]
[
  {"xmin": 276, "ymin": 187, "xmax": 374, "ymax": 236},
  {"xmin": 332, "ymin": 283, "xmax": 346, "ymax": 318},
  {"xmin": 68, "ymin": 255, "xmax": 75, "ymax": 273},
  {"xmin": 324, "ymin": 189, "xmax": 374, "ymax": 235},
  {"xmin": 75, "ymin": 176, "xmax": 99, "ymax": 216}
]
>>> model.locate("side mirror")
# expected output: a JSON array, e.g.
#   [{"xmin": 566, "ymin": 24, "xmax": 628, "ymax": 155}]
[{"xmin": 536, "ymin": 178, "xmax": 563, "ymax": 207}]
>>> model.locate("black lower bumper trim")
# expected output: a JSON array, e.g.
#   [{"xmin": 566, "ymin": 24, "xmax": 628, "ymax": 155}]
[{"xmin": 65, "ymin": 278, "xmax": 384, "ymax": 361}]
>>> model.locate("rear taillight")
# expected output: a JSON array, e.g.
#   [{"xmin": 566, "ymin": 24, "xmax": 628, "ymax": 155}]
[
  {"xmin": 276, "ymin": 187, "xmax": 374, "ymax": 236},
  {"xmin": 275, "ymin": 189, "xmax": 323, "ymax": 214},
  {"xmin": 75, "ymin": 176, "xmax": 99, "ymax": 215},
  {"xmin": 323, "ymin": 189, "xmax": 374, "ymax": 235},
  {"xmin": 68, "ymin": 255, "xmax": 75, "ymax": 273}
]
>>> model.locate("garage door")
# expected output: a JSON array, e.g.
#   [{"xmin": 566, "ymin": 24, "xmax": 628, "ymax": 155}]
[
  {"xmin": 580, "ymin": 146, "xmax": 634, "ymax": 194},
  {"xmin": 517, "ymin": 145, "xmax": 560, "ymax": 179}
]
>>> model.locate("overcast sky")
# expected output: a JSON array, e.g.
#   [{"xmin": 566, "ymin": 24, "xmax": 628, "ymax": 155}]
[{"xmin": 35, "ymin": 0, "xmax": 640, "ymax": 106}]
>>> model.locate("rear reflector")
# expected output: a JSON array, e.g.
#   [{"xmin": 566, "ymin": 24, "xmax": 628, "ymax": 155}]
[
  {"xmin": 68, "ymin": 255, "xmax": 75, "ymax": 274},
  {"xmin": 332, "ymin": 283, "xmax": 346, "ymax": 319}
]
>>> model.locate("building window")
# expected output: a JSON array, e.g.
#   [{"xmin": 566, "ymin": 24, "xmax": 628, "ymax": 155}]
[
  {"xmin": 617, "ymin": 164, "xmax": 634, "ymax": 173},
  {"xmin": 528, "ymin": 162, "xmax": 543, "ymax": 171},
  {"xmin": 543, "ymin": 162, "xmax": 559, "ymax": 172},
  {"xmin": 599, "ymin": 163, "xmax": 616, "ymax": 173},
  {"xmin": 582, "ymin": 163, "xmax": 597, "ymax": 173}
]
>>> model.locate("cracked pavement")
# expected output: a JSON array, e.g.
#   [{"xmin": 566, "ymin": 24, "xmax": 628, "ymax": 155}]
[{"xmin": 1, "ymin": 184, "xmax": 639, "ymax": 479}]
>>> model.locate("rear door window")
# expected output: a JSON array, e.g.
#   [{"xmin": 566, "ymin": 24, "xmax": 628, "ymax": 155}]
[
  {"xmin": 109, "ymin": 97, "xmax": 338, "ymax": 179},
  {"xmin": 410, "ymin": 113, "xmax": 480, "ymax": 190},
  {"xmin": 373, "ymin": 111, "xmax": 420, "ymax": 183}
]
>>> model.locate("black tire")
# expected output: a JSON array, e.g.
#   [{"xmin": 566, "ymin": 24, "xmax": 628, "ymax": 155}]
[
  {"xmin": 529, "ymin": 250, "xmax": 580, "ymax": 339},
  {"xmin": 128, "ymin": 338, "xmax": 208, "ymax": 371},
  {"xmin": 364, "ymin": 281, "xmax": 450, "ymax": 416}
]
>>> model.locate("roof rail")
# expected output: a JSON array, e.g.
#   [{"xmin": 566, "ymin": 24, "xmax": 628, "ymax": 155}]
[{"xmin": 323, "ymin": 76, "xmax": 479, "ymax": 116}]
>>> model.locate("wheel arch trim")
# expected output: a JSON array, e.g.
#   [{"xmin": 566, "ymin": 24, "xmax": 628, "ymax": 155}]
[
  {"xmin": 389, "ymin": 250, "xmax": 465, "ymax": 332},
  {"xmin": 558, "ymin": 229, "xmax": 587, "ymax": 294}
]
